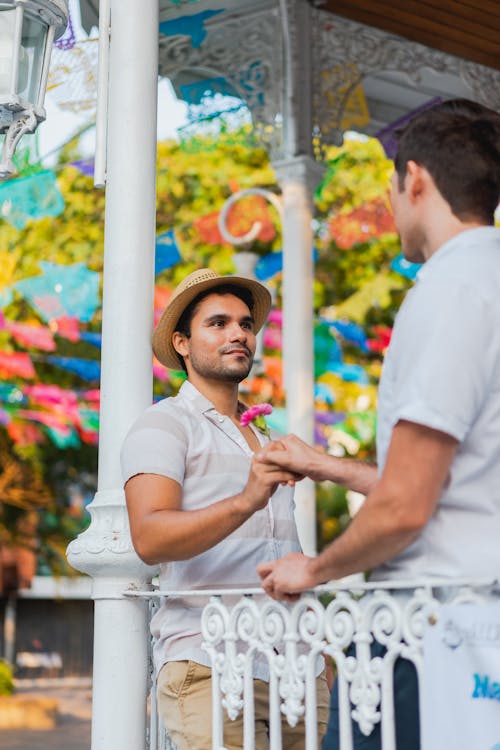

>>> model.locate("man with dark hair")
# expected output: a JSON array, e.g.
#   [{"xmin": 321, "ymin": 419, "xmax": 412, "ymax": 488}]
[
  {"xmin": 121, "ymin": 268, "xmax": 329, "ymax": 749},
  {"xmin": 256, "ymin": 99, "xmax": 500, "ymax": 749},
  {"xmin": 173, "ymin": 282, "xmax": 255, "ymax": 372}
]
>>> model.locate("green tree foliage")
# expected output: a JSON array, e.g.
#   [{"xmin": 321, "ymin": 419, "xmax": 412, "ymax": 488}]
[{"xmin": 0, "ymin": 660, "xmax": 14, "ymax": 695}]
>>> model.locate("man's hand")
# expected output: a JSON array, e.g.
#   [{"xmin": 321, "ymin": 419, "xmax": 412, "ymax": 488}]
[
  {"xmin": 257, "ymin": 552, "xmax": 318, "ymax": 601},
  {"xmin": 237, "ymin": 455, "xmax": 302, "ymax": 514},
  {"xmin": 255, "ymin": 435, "xmax": 326, "ymax": 482},
  {"xmin": 256, "ymin": 435, "xmax": 378, "ymax": 495}
]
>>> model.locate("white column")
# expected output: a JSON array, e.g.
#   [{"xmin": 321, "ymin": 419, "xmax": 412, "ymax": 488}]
[
  {"xmin": 3, "ymin": 595, "xmax": 16, "ymax": 665},
  {"xmin": 273, "ymin": 156, "xmax": 323, "ymax": 557},
  {"xmin": 66, "ymin": 3, "xmax": 159, "ymax": 750},
  {"xmin": 232, "ymin": 250, "xmax": 266, "ymax": 372}
]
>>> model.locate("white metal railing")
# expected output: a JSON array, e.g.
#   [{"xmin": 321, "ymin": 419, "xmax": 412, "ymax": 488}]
[{"xmin": 125, "ymin": 578, "xmax": 499, "ymax": 750}]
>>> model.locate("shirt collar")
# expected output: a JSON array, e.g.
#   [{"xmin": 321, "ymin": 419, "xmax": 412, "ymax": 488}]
[
  {"xmin": 417, "ymin": 226, "xmax": 500, "ymax": 283},
  {"xmin": 178, "ymin": 379, "xmax": 247, "ymax": 417}
]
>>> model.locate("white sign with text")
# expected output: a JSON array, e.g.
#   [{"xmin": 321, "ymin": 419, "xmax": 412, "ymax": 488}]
[{"xmin": 422, "ymin": 603, "xmax": 500, "ymax": 750}]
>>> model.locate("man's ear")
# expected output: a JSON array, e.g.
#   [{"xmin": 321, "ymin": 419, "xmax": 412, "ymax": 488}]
[
  {"xmin": 406, "ymin": 160, "xmax": 428, "ymax": 202},
  {"xmin": 172, "ymin": 331, "xmax": 189, "ymax": 360}
]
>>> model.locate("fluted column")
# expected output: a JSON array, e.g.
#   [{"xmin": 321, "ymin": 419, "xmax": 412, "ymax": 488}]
[{"xmin": 66, "ymin": 2, "xmax": 159, "ymax": 749}]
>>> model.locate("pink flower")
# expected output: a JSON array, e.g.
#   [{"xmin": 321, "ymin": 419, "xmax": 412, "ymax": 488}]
[
  {"xmin": 240, "ymin": 403, "xmax": 273, "ymax": 426},
  {"xmin": 240, "ymin": 403, "xmax": 273, "ymax": 436}
]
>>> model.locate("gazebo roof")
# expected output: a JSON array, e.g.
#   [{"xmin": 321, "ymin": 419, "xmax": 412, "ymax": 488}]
[
  {"xmin": 79, "ymin": 0, "xmax": 500, "ymax": 71},
  {"xmin": 77, "ymin": 0, "xmax": 500, "ymax": 141},
  {"xmin": 317, "ymin": 0, "xmax": 500, "ymax": 71}
]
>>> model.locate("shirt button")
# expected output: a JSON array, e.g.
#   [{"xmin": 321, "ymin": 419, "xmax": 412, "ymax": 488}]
[{"xmin": 218, "ymin": 416, "xmax": 224, "ymax": 423}]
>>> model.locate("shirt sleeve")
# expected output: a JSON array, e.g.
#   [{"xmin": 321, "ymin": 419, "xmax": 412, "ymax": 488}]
[
  {"xmin": 389, "ymin": 278, "xmax": 494, "ymax": 442},
  {"xmin": 120, "ymin": 407, "xmax": 188, "ymax": 485}
]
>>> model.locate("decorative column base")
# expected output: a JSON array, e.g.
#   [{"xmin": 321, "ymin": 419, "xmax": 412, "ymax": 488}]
[
  {"xmin": 67, "ymin": 488, "xmax": 156, "ymax": 593},
  {"xmin": 67, "ymin": 490, "xmax": 157, "ymax": 750}
]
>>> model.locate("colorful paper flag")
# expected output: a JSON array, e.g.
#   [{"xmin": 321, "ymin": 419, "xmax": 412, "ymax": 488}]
[
  {"xmin": 155, "ymin": 230, "xmax": 182, "ymax": 275},
  {"xmin": 0, "ymin": 352, "xmax": 36, "ymax": 379},
  {"xmin": 5, "ymin": 321, "xmax": 56, "ymax": 351},
  {"xmin": 159, "ymin": 10, "xmax": 223, "ymax": 49},
  {"xmin": 45, "ymin": 356, "xmax": 100, "ymax": 381},
  {"xmin": 15, "ymin": 262, "xmax": 100, "ymax": 323},
  {"xmin": 0, "ymin": 170, "xmax": 65, "ymax": 230}
]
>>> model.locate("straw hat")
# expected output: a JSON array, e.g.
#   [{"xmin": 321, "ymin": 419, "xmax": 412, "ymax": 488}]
[{"xmin": 152, "ymin": 268, "xmax": 272, "ymax": 369}]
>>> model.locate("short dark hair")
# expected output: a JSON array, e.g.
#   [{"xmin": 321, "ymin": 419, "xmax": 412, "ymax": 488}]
[
  {"xmin": 394, "ymin": 98, "xmax": 500, "ymax": 224},
  {"xmin": 174, "ymin": 283, "xmax": 255, "ymax": 371}
]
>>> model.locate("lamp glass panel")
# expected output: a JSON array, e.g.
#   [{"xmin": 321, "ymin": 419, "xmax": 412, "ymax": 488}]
[
  {"xmin": 18, "ymin": 13, "xmax": 47, "ymax": 103},
  {"xmin": 0, "ymin": 9, "xmax": 16, "ymax": 96}
]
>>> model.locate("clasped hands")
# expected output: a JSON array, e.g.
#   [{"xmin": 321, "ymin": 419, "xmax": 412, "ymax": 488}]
[{"xmin": 254, "ymin": 435, "xmax": 320, "ymax": 602}]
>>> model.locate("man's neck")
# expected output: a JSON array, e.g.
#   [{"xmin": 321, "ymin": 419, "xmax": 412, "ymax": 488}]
[
  {"xmin": 423, "ymin": 219, "xmax": 486, "ymax": 261},
  {"xmin": 187, "ymin": 373, "xmax": 240, "ymax": 417},
  {"xmin": 419, "ymin": 191, "xmax": 487, "ymax": 261}
]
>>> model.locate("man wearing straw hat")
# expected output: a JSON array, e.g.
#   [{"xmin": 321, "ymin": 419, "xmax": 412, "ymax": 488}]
[{"xmin": 121, "ymin": 268, "xmax": 329, "ymax": 749}]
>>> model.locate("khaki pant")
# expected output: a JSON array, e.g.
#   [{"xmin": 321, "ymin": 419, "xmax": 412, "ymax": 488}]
[{"xmin": 157, "ymin": 660, "xmax": 330, "ymax": 750}]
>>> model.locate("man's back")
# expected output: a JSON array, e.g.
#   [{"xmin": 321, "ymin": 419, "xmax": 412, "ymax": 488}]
[{"xmin": 375, "ymin": 226, "xmax": 500, "ymax": 580}]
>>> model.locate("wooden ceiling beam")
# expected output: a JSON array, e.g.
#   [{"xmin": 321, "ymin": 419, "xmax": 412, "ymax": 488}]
[
  {"xmin": 383, "ymin": 0, "xmax": 500, "ymax": 43},
  {"xmin": 316, "ymin": 0, "xmax": 500, "ymax": 70}
]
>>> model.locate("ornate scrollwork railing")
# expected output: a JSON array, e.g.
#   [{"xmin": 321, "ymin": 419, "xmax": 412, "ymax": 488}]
[{"xmin": 125, "ymin": 578, "xmax": 498, "ymax": 750}]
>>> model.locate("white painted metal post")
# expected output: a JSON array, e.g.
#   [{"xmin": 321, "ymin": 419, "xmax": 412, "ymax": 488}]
[
  {"xmin": 3, "ymin": 595, "xmax": 16, "ymax": 665},
  {"xmin": 273, "ymin": 157, "xmax": 323, "ymax": 557},
  {"xmin": 67, "ymin": 2, "xmax": 159, "ymax": 750}
]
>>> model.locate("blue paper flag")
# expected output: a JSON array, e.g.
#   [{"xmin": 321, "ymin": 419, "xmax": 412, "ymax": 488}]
[
  {"xmin": 325, "ymin": 319, "xmax": 370, "ymax": 353},
  {"xmin": 255, "ymin": 247, "xmax": 318, "ymax": 282},
  {"xmin": 180, "ymin": 76, "xmax": 238, "ymax": 105},
  {"xmin": 45, "ymin": 356, "xmax": 101, "ymax": 382},
  {"xmin": 45, "ymin": 425, "xmax": 81, "ymax": 449},
  {"xmin": 70, "ymin": 159, "xmax": 94, "ymax": 177},
  {"xmin": 328, "ymin": 362, "xmax": 369, "ymax": 384},
  {"xmin": 155, "ymin": 230, "xmax": 182, "ymax": 275},
  {"xmin": 0, "ymin": 170, "xmax": 65, "ymax": 230},
  {"xmin": 314, "ymin": 382, "xmax": 336, "ymax": 405},
  {"xmin": 14, "ymin": 262, "xmax": 100, "ymax": 322},
  {"xmin": 80, "ymin": 332, "xmax": 102, "ymax": 348},
  {"xmin": 391, "ymin": 253, "xmax": 422, "ymax": 280},
  {"xmin": 255, "ymin": 251, "xmax": 283, "ymax": 281},
  {"xmin": 159, "ymin": 10, "xmax": 223, "ymax": 48}
]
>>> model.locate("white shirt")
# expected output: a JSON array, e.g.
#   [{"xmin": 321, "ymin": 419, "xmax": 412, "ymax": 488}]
[
  {"xmin": 374, "ymin": 226, "xmax": 500, "ymax": 580},
  {"xmin": 121, "ymin": 381, "xmax": 302, "ymax": 678}
]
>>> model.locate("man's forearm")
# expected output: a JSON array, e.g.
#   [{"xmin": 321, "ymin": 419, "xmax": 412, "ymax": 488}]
[
  {"xmin": 257, "ymin": 436, "xmax": 377, "ymax": 494},
  {"xmin": 317, "ymin": 455, "xmax": 378, "ymax": 495},
  {"xmin": 131, "ymin": 493, "xmax": 255, "ymax": 565},
  {"xmin": 127, "ymin": 460, "xmax": 298, "ymax": 565},
  {"xmin": 259, "ymin": 421, "xmax": 458, "ymax": 599},
  {"xmin": 308, "ymin": 493, "xmax": 420, "ymax": 584}
]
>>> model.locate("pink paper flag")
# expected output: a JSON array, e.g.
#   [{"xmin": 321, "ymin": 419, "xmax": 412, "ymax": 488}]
[
  {"xmin": 0, "ymin": 352, "xmax": 36, "ymax": 379},
  {"xmin": 6, "ymin": 321, "xmax": 56, "ymax": 351}
]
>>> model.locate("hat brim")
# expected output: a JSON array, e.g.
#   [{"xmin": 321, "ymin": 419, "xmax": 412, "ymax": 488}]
[{"xmin": 152, "ymin": 275, "xmax": 272, "ymax": 370}]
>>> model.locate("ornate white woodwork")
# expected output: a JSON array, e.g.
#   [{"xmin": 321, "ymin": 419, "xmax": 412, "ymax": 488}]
[
  {"xmin": 156, "ymin": 1, "xmax": 500, "ymax": 160},
  {"xmin": 158, "ymin": 3, "xmax": 284, "ymax": 155},
  {"xmin": 310, "ymin": 10, "xmax": 500, "ymax": 148}
]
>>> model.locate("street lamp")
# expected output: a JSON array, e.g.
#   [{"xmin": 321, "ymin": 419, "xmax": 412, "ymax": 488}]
[{"xmin": 0, "ymin": 0, "xmax": 68, "ymax": 178}]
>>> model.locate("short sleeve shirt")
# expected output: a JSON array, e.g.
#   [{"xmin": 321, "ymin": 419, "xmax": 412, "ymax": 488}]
[
  {"xmin": 121, "ymin": 381, "xmax": 302, "ymax": 678},
  {"xmin": 374, "ymin": 226, "xmax": 500, "ymax": 580}
]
